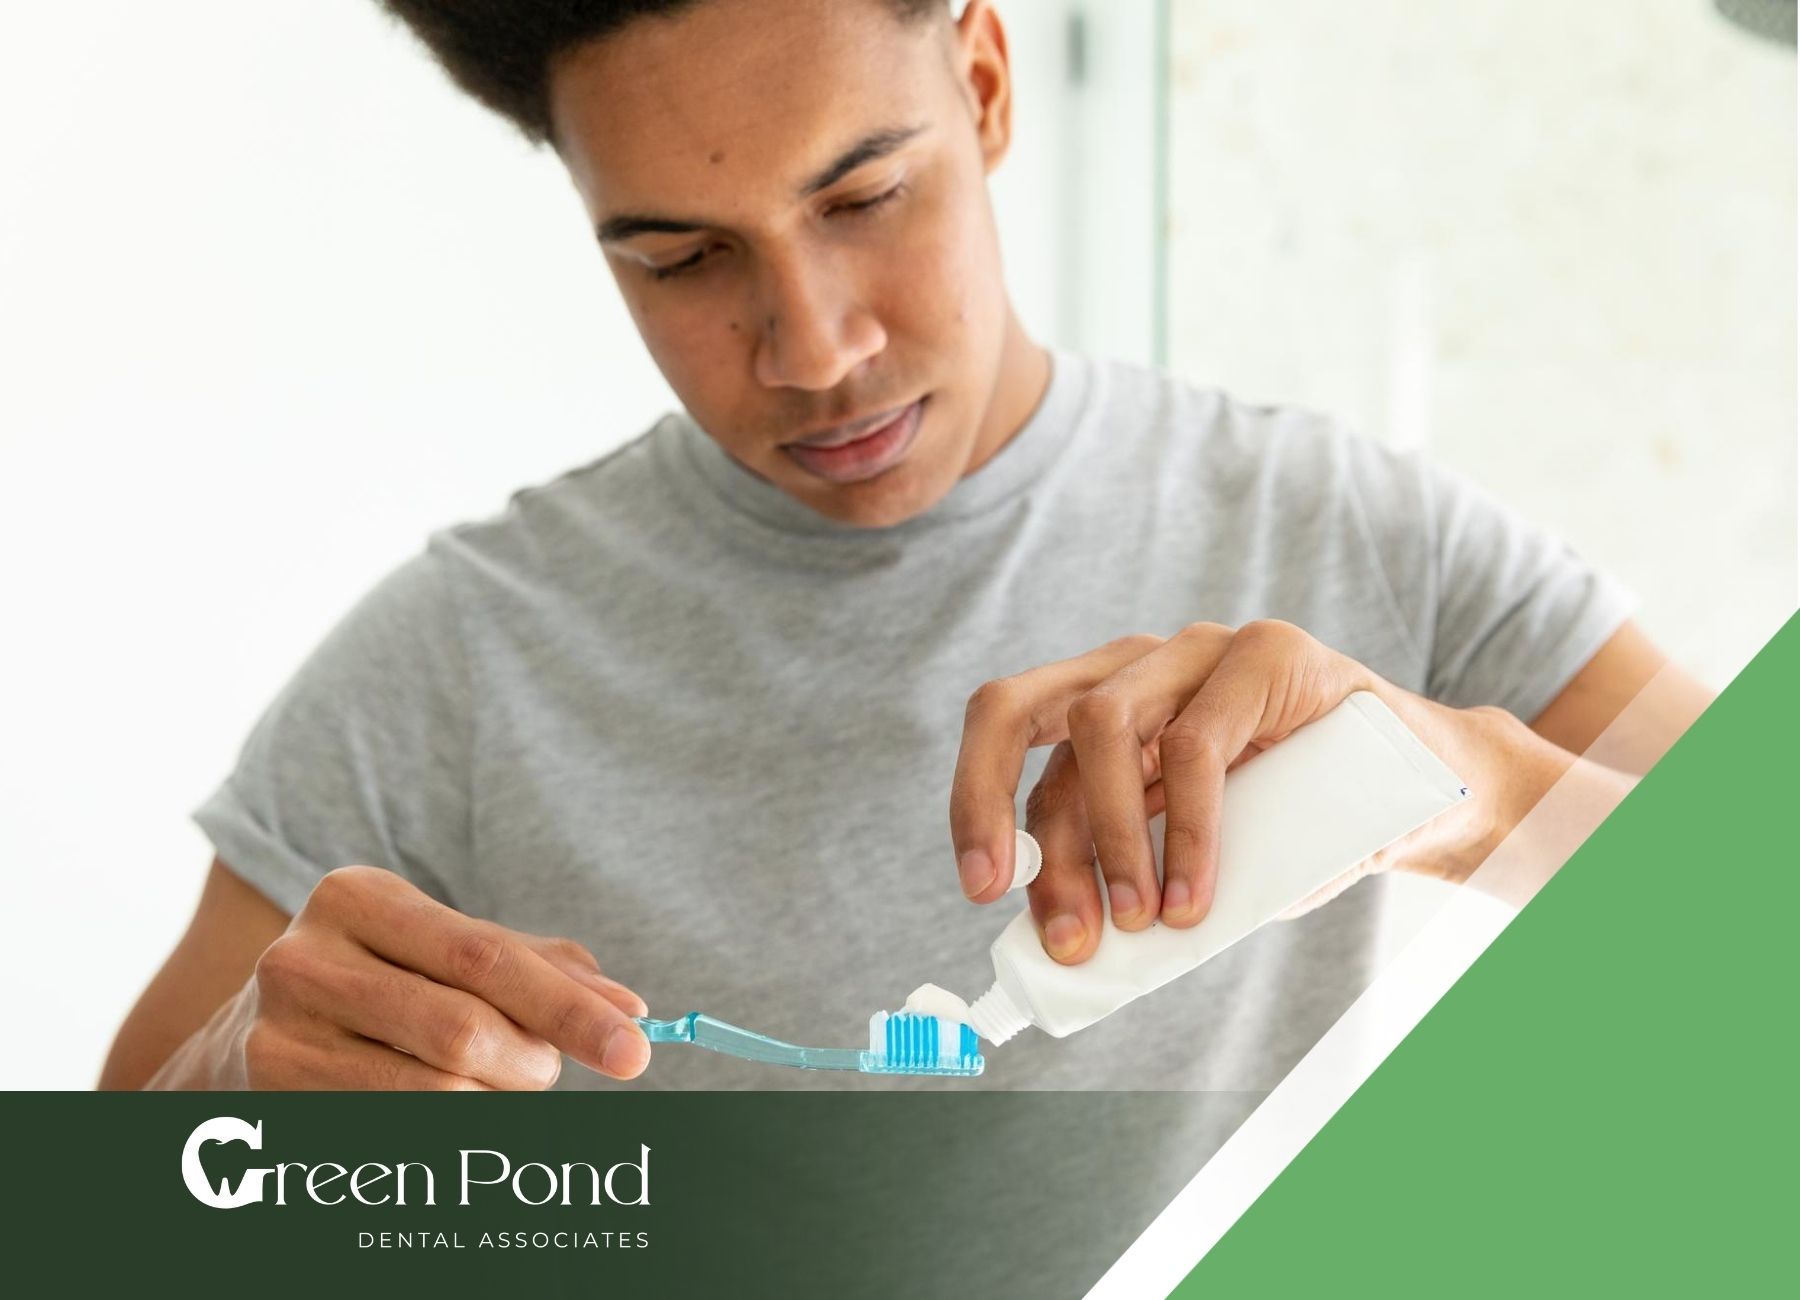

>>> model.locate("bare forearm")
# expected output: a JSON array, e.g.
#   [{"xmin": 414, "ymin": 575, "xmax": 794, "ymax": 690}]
[
  {"xmin": 1461, "ymin": 659, "xmax": 1708, "ymax": 906},
  {"xmin": 1465, "ymin": 733, "xmax": 1637, "ymax": 909}
]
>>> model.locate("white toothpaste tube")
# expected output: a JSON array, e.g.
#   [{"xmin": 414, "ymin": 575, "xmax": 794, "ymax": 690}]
[{"xmin": 927, "ymin": 691, "xmax": 1471, "ymax": 1045}]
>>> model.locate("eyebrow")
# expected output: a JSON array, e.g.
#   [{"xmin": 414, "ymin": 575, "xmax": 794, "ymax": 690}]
[{"xmin": 595, "ymin": 124, "xmax": 927, "ymax": 244}]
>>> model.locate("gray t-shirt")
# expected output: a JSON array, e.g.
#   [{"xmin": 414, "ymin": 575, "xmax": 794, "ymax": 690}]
[{"xmin": 193, "ymin": 347, "xmax": 1631, "ymax": 1095}]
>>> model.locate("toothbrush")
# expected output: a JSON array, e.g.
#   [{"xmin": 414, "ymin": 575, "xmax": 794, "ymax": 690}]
[{"xmin": 634, "ymin": 1010, "xmax": 984, "ymax": 1077}]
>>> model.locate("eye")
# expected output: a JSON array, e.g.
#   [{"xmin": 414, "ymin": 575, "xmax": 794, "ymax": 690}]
[
  {"xmin": 648, "ymin": 247, "xmax": 712, "ymax": 282},
  {"xmin": 829, "ymin": 182, "xmax": 906, "ymax": 218}
]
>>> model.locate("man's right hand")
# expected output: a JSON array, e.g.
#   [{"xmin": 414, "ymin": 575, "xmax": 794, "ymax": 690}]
[{"xmin": 159, "ymin": 865, "xmax": 651, "ymax": 1090}]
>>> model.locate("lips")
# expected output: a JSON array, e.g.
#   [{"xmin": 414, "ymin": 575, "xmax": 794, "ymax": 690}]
[
  {"xmin": 782, "ymin": 399, "xmax": 925, "ymax": 484},
  {"xmin": 789, "ymin": 405, "xmax": 910, "ymax": 449}
]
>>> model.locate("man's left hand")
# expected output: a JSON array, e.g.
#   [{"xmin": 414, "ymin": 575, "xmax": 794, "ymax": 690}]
[{"xmin": 948, "ymin": 621, "xmax": 1571, "ymax": 964}]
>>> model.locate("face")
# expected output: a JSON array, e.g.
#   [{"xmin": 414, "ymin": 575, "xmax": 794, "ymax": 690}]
[{"xmin": 549, "ymin": 0, "xmax": 1044, "ymax": 528}]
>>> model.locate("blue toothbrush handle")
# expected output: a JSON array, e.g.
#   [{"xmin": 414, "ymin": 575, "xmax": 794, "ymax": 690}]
[
  {"xmin": 634, "ymin": 1013, "xmax": 699, "ymax": 1044},
  {"xmin": 631, "ymin": 1011, "xmax": 981, "ymax": 1077}
]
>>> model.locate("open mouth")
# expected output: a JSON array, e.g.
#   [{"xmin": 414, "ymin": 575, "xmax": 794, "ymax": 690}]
[{"xmin": 782, "ymin": 399, "xmax": 926, "ymax": 484}]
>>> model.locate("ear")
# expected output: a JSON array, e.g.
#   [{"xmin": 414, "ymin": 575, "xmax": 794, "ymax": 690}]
[{"xmin": 953, "ymin": 0, "xmax": 1014, "ymax": 174}]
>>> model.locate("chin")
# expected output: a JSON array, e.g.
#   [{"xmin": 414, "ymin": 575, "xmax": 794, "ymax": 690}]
[{"xmin": 804, "ymin": 463, "xmax": 954, "ymax": 529}]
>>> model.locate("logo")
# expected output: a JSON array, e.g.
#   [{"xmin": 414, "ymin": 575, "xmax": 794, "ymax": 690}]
[
  {"xmin": 182, "ymin": 1117, "xmax": 270, "ymax": 1209},
  {"xmin": 179, "ymin": 1118, "xmax": 652, "ymax": 1211}
]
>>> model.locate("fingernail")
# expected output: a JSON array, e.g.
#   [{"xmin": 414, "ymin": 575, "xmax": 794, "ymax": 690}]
[
  {"xmin": 1044, "ymin": 913, "xmax": 1087, "ymax": 960},
  {"xmin": 958, "ymin": 848, "xmax": 995, "ymax": 898},
  {"xmin": 599, "ymin": 1026, "xmax": 650, "ymax": 1077},
  {"xmin": 1163, "ymin": 877, "xmax": 1194, "ymax": 922},
  {"xmin": 1108, "ymin": 880, "xmax": 1143, "ymax": 923}
]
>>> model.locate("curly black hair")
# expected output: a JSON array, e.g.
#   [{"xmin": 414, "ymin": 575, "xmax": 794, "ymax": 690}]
[{"xmin": 378, "ymin": 1, "xmax": 948, "ymax": 147}]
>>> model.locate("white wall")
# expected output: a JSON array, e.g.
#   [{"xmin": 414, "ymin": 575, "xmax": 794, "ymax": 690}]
[
  {"xmin": 1163, "ymin": 0, "xmax": 1796, "ymax": 954},
  {"xmin": 1164, "ymin": 0, "xmax": 1796, "ymax": 687},
  {"xmin": 0, "ymin": 1, "xmax": 1088, "ymax": 1088}
]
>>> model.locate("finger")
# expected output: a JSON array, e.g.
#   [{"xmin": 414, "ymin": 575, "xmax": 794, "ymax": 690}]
[
  {"xmin": 951, "ymin": 635, "xmax": 1163, "ymax": 903},
  {"xmin": 1065, "ymin": 687, "xmax": 1158, "ymax": 928},
  {"xmin": 1157, "ymin": 622, "xmax": 1359, "ymax": 926},
  {"xmin": 1022, "ymin": 741, "xmax": 1104, "ymax": 963},
  {"xmin": 1066, "ymin": 625, "xmax": 1236, "ymax": 928},
  {"xmin": 350, "ymin": 884, "xmax": 650, "ymax": 1080},
  {"xmin": 1156, "ymin": 640, "xmax": 1274, "ymax": 927},
  {"xmin": 316, "ymin": 1029, "xmax": 500, "ymax": 1087},
  {"xmin": 1141, "ymin": 740, "xmax": 1164, "ymax": 786},
  {"xmin": 262, "ymin": 930, "xmax": 563, "ymax": 1089},
  {"xmin": 523, "ymin": 936, "xmax": 650, "ymax": 1018},
  {"xmin": 283, "ymin": 1027, "xmax": 499, "ymax": 1091}
]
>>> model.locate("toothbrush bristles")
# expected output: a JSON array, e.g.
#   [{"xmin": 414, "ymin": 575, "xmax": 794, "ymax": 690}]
[{"xmin": 863, "ymin": 1011, "xmax": 984, "ymax": 1077}]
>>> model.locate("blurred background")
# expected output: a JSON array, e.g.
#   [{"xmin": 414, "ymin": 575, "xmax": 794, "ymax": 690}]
[{"xmin": 1, "ymin": 1, "xmax": 1792, "ymax": 1087}]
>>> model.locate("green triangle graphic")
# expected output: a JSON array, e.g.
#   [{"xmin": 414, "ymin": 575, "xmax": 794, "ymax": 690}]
[{"xmin": 1171, "ymin": 611, "xmax": 1799, "ymax": 1297}]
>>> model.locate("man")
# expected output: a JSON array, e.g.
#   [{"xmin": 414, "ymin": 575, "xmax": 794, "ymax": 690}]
[{"xmin": 103, "ymin": 0, "xmax": 1704, "ymax": 1104}]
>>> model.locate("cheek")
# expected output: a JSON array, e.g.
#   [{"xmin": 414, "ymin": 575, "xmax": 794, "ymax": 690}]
[
  {"xmin": 620, "ymin": 289, "xmax": 754, "ymax": 420},
  {"xmin": 880, "ymin": 195, "xmax": 999, "ymax": 341}
]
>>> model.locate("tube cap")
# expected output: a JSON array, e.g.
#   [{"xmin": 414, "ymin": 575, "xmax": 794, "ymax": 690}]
[{"xmin": 1009, "ymin": 829, "xmax": 1043, "ymax": 891}]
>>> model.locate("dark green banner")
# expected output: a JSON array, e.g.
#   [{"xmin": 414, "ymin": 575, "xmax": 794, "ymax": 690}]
[{"xmin": 1, "ymin": 1090, "xmax": 1259, "ymax": 1298}]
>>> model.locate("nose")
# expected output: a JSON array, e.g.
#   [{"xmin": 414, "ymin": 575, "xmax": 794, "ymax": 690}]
[{"xmin": 751, "ymin": 248, "xmax": 886, "ymax": 392}]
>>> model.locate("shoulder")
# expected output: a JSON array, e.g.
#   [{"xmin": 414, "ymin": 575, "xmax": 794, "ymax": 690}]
[
  {"xmin": 1080, "ymin": 354, "xmax": 1429, "ymax": 520},
  {"xmin": 423, "ymin": 413, "xmax": 686, "ymax": 582}
]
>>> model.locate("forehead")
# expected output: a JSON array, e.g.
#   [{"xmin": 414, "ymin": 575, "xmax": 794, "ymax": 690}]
[{"xmin": 549, "ymin": 0, "xmax": 949, "ymax": 214}]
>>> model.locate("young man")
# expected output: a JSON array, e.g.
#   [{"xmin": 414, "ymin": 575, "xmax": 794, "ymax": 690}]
[{"xmin": 104, "ymin": 0, "xmax": 1704, "ymax": 1103}]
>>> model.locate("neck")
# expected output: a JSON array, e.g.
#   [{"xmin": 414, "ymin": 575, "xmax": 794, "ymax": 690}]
[{"xmin": 963, "ymin": 309, "xmax": 1051, "ymax": 478}]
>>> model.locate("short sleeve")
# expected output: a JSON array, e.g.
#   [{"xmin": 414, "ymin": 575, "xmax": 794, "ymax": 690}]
[
  {"xmin": 1343, "ymin": 434, "xmax": 1637, "ymax": 722},
  {"xmin": 190, "ymin": 540, "xmax": 472, "ymax": 916}
]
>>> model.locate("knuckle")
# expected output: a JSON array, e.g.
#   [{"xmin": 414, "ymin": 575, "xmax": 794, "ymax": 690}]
[
  {"xmin": 1108, "ymin": 632, "xmax": 1163, "ymax": 657},
  {"xmin": 316, "ymin": 863, "xmax": 375, "ymax": 898},
  {"xmin": 252, "ymin": 934, "xmax": 305, "ymax": 990},
  {"xmin": 526, "ymin": 1043, "xmax": 563, "ymax": 1091},
  {"xmin": 304, "ymin": 864, "xmax": 388, "ymax": 922},
  {"xmin": 448, "ymin": 928, "xmax": 510, "ymax": 987},
  {"xmin": 551, "ymin": 996, "xmax": 595, "ymax": 1050},
  {"xmin": 545, "ymin": 936, "xmax": 596, "ymax": 969},
  {"xmin": 1157, "ymin": 720, "xmax": 1218, "ymax": 768},
  {"xmin": 963, "ymin": 676, "xmax": 1019, "ymax": 723},
  {"xmin": 1067, "ymin": 688, "xmax": 1133, "ymax": 740},
  {"xmin": 1465, "ymin": 703, "xmax": 1517, "ymax": 733},
  {"xmin": 240, "ymin": 1021, "xmax": 285, "ymax": 1086},
  {"xmin": 1176, "ymin": 620, "xmax": 1230, "ymax": 643},
  {"xmin": 1161, "ymin": 818, "xmax": 1210, "ymax": 860},
  {"xmin": 439, "ymin": 1005, "xmax": 489, "ymax": 1072},
  {"xmin": 252, "ymin": 934, "xmax": 342, "ymax": 1014},
  {"xmin": 1238, "ymin": 618, "xmax": 1305, "ymax": 651}
]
